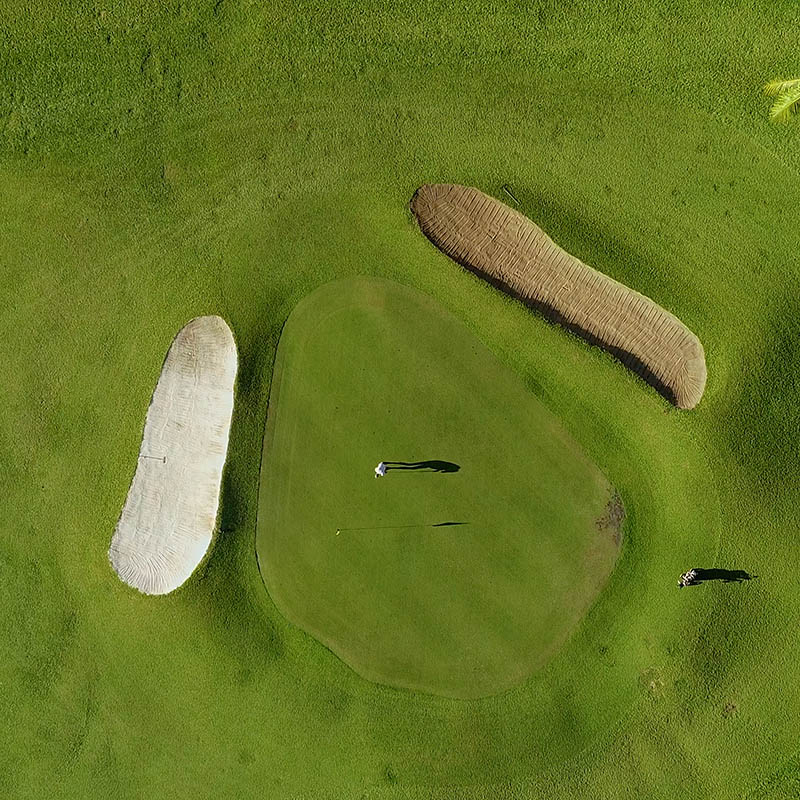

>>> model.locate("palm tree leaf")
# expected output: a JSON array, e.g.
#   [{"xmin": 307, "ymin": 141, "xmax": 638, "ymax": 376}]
[
  {"xmin": 769, "ymin": 83, "xmax": 800, "ymax": 122},
  {"xmin": 764, "ymin": 77, "xmax": 800, "ymax": 96}
]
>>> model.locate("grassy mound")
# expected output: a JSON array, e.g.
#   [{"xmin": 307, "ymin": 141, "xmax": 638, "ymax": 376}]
[{"xmin": 256, "ymin": 277, "xmax": 620, "ymax": 698}]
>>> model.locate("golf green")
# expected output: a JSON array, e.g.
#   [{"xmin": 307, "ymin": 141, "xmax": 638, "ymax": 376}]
[{"xmin": 256, "ymin": 277, "xmax": 621, "ymax": 697}]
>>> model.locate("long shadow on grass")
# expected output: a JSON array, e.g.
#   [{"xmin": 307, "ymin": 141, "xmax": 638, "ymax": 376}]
[
  {"xmin": 337, "ymin": 521, "xmax": 467, "ymax": 533},
  {"xmin": 384, "ymin": 460, "xmax": 460, "ymax": 473},
  {"xmin": 687, "ymin": 569, "xmax": 756, "ymax": 585},
  {"xmin": 183, "ymin": 316, "xmax": 286, "ymax": 676},
  {"xmin": 722, "ymin": 296, "xmax": 800, "ymax": 489}
]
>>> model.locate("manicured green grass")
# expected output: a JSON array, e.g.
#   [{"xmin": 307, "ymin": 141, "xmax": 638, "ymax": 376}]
[
  {"xmin": 257, "ymin": 276, "xmax": 619, "ymax": 698},
  {"xmin": 1, "ymin": 1, "xmax": 799, "ymax": 798}
]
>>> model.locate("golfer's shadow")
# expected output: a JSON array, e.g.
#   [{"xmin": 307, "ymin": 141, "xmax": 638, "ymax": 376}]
[
  {"xmin": 690, "ymin": 569, "xmax": 756, "ymax": 585},
  {"xmin": 384, "ymin": 460, "xmax": 460, "ymax": 474}
]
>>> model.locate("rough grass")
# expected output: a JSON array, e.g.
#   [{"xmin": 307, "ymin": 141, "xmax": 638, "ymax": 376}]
[
  {"xmin": 256, "ymin": 276, "xmax": 620, "ymax": 699},
  {"xmin": 1, "ymin": 1, "xmax": 799, "ymax": 798}
]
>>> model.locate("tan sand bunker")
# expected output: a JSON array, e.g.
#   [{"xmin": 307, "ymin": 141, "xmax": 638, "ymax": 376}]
[
  {"xmin": 109, "ymin": 316, "xmax": 237, "ymax": 595},
  {"xmin": 411, "ymin": 184, "xmax": 707, "ymax": 409}
]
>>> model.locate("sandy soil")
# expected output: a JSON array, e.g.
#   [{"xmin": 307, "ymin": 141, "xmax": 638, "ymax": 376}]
[
  {"xmin": 108, "ymin": 316, "xmax": 237, "ymax": 594},
  {"xmin": 411, "ymin": 184, "xmax": 706, "ymax": 409}
]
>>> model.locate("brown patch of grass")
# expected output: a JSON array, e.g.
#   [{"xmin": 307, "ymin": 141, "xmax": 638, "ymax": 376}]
[
  {"xmin": 638, "ymin": 667, "xmax": 665, "ymax": 698},
  {"xmin": 596, "ymin": 491, "xmax": 626, "ymax": 546},
  {"xmin": 411, "ymin": 184, "xmax": 707, "ymax": 409}
]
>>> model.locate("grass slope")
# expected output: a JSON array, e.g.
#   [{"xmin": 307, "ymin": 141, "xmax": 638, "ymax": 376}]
[
  {"xmin": 0, "ymin": 1, "xmax": 798, "ymax": 798},
  {"xmin": 257, "ymin": 276, "xmax": 619, "ymax": 698}
]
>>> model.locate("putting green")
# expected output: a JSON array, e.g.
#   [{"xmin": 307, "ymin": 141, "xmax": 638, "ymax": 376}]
[{"xmin": 256, "ymin": 276, "xmax": 621, "ymax": 698}]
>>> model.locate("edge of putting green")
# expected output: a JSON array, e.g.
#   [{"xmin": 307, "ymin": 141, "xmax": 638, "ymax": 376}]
[{"xmin": 255, "ymin": 275, "xmax": 624, "ymax": 698}]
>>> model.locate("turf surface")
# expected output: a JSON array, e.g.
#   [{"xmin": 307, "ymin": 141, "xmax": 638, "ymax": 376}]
[
  {"xmin": 257, "ymin": 276, "xmax": 619, "ymax": 698},
  {"xmin": 1, "ymin": 1, "xmax": 799, "ymax": 798}
]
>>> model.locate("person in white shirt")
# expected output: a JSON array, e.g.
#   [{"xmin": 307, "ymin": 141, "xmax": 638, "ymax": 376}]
[
  {"xmin": 678, "ymin": 569, "xmax": 698, "ymax": 588},
  {"xmin": 374, "ymin": 461, "xmax": 387, "ymax": 478}
]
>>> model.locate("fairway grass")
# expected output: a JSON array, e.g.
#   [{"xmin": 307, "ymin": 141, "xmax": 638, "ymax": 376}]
[
  {"xmin": 2, "ymin": 1, "xmax": 799, "ymax": 797},
  {"xmin": 257, "ymin": 277, "xmax": 620, "ymax": 698}
]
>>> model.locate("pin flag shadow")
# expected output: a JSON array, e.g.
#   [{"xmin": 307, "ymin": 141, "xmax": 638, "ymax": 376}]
[{"xmin": 336, "ymin": 522, "xmax": 467, "ymax": 535}]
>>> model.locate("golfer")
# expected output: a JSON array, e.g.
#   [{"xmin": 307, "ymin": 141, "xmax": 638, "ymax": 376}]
[
  {"xmin": 678, "ymin": 569, "xmax": 698, "ymax": 588},
  {"xmin": 374, "ymin": 461, "xmax": 387, "ymax": 478}
]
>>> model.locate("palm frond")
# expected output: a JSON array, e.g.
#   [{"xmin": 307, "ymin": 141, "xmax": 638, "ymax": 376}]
[
  {"xmin": 764, "ymin": 77, "xmax": 800, "ymax": 96},
  {"xmin": 769, "ymin": 82, "xmax": 800, "ymax": 122}
]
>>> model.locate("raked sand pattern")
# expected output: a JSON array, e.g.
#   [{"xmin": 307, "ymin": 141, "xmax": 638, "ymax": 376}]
[
  {"xmin": 109, "ymin": 316, "xmax": 237, "ymax": 594},
  {"xmin": 411, "ymin": 184, "xmax": 707, "ymax": 409}
]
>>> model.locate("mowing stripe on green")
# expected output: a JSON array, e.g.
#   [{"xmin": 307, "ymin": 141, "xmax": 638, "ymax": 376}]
[{"xmin": 256, "ymin": 277, "xmax": 621, "ymax": 698}]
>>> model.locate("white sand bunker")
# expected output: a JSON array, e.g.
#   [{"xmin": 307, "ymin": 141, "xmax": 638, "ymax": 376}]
[{"xmin": 109, "ymin": 316, "xmax": 237, "ymax": 595}]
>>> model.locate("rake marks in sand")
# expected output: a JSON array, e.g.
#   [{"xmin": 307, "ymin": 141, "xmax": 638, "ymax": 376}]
[
  {"xmin": 411, "ymin": 184, "xmax": 706, "ymax": 409},
  {"xmin": 108, "ymin": 316, "xmax": 237, "ymax": 595}
]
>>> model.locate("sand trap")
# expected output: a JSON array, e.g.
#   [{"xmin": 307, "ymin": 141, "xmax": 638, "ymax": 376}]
[
  {"xmin": 109, "ymin": 316, "xmax": 237, "ymax": 595},
  {"xmin": 411, "ymin": 184, "xmax": 707, "ymax": 409}
]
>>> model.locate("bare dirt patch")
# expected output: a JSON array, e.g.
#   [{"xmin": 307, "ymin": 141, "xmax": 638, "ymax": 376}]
[
  {"xmin": 411, "ymin": 184, "xmax": 707, "ymax": 409},
  {"xmin": 638, "ymin": 667, "xmax": 665, "ymax": 699},
  {"xmin": 596, "ymin": 491, "xmax": 626, "ymax": 546}
]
